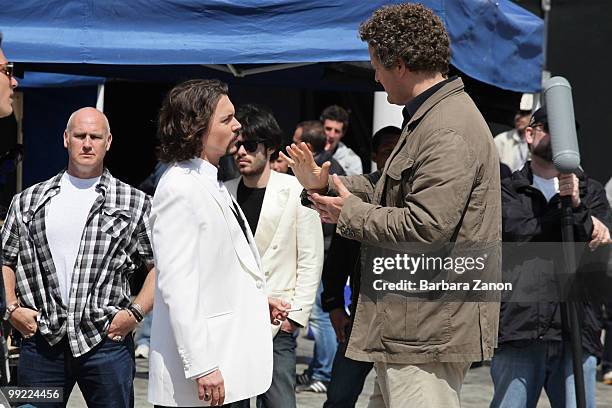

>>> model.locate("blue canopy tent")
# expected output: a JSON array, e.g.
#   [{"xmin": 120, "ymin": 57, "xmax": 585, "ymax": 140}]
[
  {"xmin": 2, "ymin": 0, "xmax": 543, "ymax": 92},
  {"xmin": 0, "ymin": 0, "xmax": 543, "ymax": 188}
]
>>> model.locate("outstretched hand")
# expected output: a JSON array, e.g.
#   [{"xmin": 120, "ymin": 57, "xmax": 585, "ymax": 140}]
[{"xmin": 279, "ymin": 143, "xmax": 330, "ymax": 192}]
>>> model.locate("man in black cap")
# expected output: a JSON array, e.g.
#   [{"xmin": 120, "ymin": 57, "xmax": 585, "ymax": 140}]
[{"xmin": 491, "ymin": 107, "xmax": 612, "ymax": 407}]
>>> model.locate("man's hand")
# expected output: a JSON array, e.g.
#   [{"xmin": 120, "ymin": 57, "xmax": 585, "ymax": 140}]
[
  {"xmin": 9, "ymin": 307, "xmax": 38, "ymax": 338},
  {"xmin": 279, "ymin": 143, "xmax": 330, "ymax": 191},
  {"xmin": 589, "ymin": 216, "xmax": 612, "ymax": 251},
  {"xmin": 309, "ymin": 175, "xmax": 353, "ymax": 224},
  {"xmin": 196, "ymin": 369, "xmax": 225, "ymax": 406},
  {"xmin": 107, "ymin": 309, "xmax": 138, "ymax": 342},
  {"xmin": 280, "ymin": 318, "xmax": 297, "ymax": 334},
  {"xmin": 558, "ymin": 173, "xmax": 580, "ymax": 208},
  {"xmin": 329, "ymin": 308, "xmax": 351, "ymax": 343},
  {"xmin": 268, "ymin": 297, "xmax": 290, "ymax": 326}
]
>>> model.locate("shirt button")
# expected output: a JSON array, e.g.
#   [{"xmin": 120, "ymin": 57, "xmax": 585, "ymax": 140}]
[
  {"xmin": 272, "ymin": 245, "xmax": 278, "ymax": 250},
  {"xmin": 256, "ymin": 281, "xmax": 263, "ymax": 289}
]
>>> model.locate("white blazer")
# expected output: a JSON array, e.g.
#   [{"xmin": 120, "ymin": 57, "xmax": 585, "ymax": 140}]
[
  {"xmin": 226, "ymin": 171, "xmax": 324, "ymax": 337},
  {"xmin": 148, "ymin": 158, "xmax": 272, "ymax": 407}
]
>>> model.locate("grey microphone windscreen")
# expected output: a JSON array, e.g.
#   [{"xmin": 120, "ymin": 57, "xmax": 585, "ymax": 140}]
[{"xmin": 542, "ymin": 76, "xmax": 581, "ymax": 173}]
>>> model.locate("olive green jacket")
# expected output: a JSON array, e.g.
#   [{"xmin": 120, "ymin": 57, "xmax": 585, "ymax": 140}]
[{"xmin": 331, "ymin": 78, "xmax": 501, "ymax": 364}]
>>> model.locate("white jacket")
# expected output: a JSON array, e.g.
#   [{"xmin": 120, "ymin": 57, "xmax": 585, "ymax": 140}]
[
  {"xmin": 225, "ymin": 171, "xmax": 324, "ymax": 336},
  {"xmin": 148, "ymin": 158, "xmax": 272, "ymax": 406}
]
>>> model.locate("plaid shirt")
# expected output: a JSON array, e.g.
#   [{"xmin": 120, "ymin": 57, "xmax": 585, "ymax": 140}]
[{"xmin": 1, "ymin": 169, "xmax": 154, "ymax": 356}]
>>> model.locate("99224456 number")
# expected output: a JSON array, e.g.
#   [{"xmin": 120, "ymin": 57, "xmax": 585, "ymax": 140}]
[{"xmin": 1, "ymin": 387, "xmax": 63, "ymax": 402}]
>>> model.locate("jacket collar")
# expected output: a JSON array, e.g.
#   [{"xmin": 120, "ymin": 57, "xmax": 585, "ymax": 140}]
[
  {"xmin": 402, "ymin": 76, "xmax": 457, "ymax": 126},
  {"xmin": 225, "ymin": 171, "xmax": 290, "ymax": 257},
  {"xmin": 508, "ymin": 162, "xmax": 535, "ymax": 191},
  {"xmin": 508, "ymin": 161, "xmax": 588, "ymax": 199},
  {"xmin": 404, "ymin": 77, "xmax": 465, "ymax": 130}
]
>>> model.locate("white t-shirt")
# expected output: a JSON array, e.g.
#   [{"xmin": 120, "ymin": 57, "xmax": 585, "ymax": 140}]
[
  {"xmin": 46, "ymin": 172, "xmax": 101, "ymax": 304},
  {"xmin": 532, "ymin": 174, "xmax": 559, "ymax": 203}
]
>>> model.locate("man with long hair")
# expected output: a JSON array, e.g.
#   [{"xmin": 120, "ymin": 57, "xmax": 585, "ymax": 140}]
[{"xmin": 148, "ymin": 79, "xmax": 289, "ymax": 407}]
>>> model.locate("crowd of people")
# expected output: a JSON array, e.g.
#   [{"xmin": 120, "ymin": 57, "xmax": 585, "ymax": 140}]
[{"xmin": 0, "ymin": 3, "xmax": 611, "ymax": 408}]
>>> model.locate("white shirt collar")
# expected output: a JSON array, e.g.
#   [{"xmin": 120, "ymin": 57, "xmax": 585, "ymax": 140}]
[{"xmin": 189, "ymin": 157, "xmax": 218, "ymax": 182}]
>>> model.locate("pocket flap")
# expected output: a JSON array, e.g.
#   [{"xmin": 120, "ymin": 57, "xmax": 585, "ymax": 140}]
[{"xmin": 386, "ymin": 154, "xmax": 414, "ymax": 181}]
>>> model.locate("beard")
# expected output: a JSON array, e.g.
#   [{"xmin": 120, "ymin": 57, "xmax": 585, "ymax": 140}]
[
  {"xmin": 236, "ymin": 156, "xmax": 268, "ymax": 177},
  {"xmin": 532, "ymin": 140, "xmax": 553, "ymax": 162}
]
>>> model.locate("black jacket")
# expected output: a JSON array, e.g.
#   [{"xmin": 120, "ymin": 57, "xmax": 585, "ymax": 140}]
[{"xmin": 499, "ymin": 162, "xmax": 612, "ymax": 358}]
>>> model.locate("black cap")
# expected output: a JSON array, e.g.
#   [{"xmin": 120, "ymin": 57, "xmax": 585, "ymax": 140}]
[
  {"xmin": 529, "ymin": 107, "xmax": 580, "ymax": 130},
  {"xmin": 529, "ymin": 107, "xmax": 547, "ymax": 126}
]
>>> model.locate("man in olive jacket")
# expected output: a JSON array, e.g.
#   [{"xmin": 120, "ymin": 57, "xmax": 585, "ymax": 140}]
[{"xmin": 282, "ymin": 4, "xmax": 501, "ymax": 407}]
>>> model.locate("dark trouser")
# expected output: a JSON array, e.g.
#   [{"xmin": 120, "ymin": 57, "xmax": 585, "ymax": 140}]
[
  {"xmin": 18, "ymin": 332, "xmax": 135, "ymax": 408},
  {"xmin": 324, "ymin": 340, "xmax": 373, "ymax": 408},
  {"xmin": 257, "ymin": 330, "xmax": 297, "ymax": 408},
  {"xmin": 603, "ymin": 301, "xmax": 612, "ymax": 373}
]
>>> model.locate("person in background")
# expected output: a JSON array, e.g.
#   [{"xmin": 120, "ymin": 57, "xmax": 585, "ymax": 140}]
[
  {"xmin": 491, "ymin": 107, "xmax": 612, "ymax": 407},
  {"xmin": 320, "ymin": 105, "xmax": 363, "ymax": 176},
  {"xmin": 226, "ymin": 104, "xmax": 324, "ymax": 408},
  {"xmin": 269, "ymin": 145, "xmax": 291, "ymax": 174},
  {"xmin": 494, "ymin": 110, "xmax": 531, "ymax": 172},
  {"xmin": 296, "ymin": 121, "xmax": 345, "ymax": 177}
]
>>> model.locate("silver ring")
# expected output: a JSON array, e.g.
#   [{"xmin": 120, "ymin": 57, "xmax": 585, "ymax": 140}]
[{"xmin": 113, "ymin": 335, "xmax": 122, "ymax": 342}]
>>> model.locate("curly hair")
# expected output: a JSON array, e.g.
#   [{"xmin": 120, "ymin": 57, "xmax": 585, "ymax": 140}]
[
  {"xmin": 359, "ymin": 3, "xmax": 450, "ymax": 75},
  {"xmin": 157, "ymin": 79, "xmax": 228, "ymax": 163}
]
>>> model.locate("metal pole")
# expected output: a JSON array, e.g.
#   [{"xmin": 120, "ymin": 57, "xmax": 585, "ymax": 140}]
[{"xmin": 560, "ymin": 195, "xmax": 587, "ymax": 408}]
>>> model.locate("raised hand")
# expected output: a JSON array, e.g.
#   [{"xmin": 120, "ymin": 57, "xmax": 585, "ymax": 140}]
[{"xmin": 279, "ymin": 143, "xmax": 330, "ymax": 191}]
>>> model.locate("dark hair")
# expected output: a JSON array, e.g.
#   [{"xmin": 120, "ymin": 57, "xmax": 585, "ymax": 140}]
[
  {"xmin": 157, "ymin": 79, "xmax": 228, "ymax": 163},
  {"xmin": 320, "ymin": 105, "xmax": 349, "ymax": 133},
  {"xmin": 372, "ymin": 126, "xmax": 402, "ymax": 152},
  {"xmin": 359, "ymin": 3, "xmax": 450, "ymax": 75},
  {"xmin": 300, "ymin": 120, "xmax": 326, "ymax": 153},
  {"xmin": 270, "ymin": 144, "xmax": 291, "ymax": 162},
  {"xmin": 235, "ymin": 104, "xmax": 282, "ymax": 151},
  {"xmin": 0, "ymin": 31, "xmax": 3, "ymax": 47}
]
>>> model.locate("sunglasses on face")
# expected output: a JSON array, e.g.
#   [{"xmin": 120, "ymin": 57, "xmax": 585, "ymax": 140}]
[
  {"xmin": 532, "ymin": 123, "xmax": 549, "ymax": 133},
  {"xmin": 236, "ymin": 139, "xmax": 265, "ymax": 153},
  {"xmin": 0, "ymin": 62, "xmax": 14, "ymax": 79}
]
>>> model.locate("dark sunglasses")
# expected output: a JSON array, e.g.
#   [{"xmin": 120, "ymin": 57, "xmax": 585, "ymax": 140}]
[
  {"xmin": 0, "ymin": 62, "xmax": 14, "ymax": 79},
  {"xmin": 531, "ymin": 122, "xmax": 549, "ymax": 133},
  {"xmin": 236, "ymin": 139, "xmax": 265, "ymax": 153}
]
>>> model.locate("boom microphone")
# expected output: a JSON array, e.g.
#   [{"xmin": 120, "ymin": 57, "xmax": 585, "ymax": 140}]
[{"xmin": 542, "ymin": 76, "xmax": 581, "ymax": 174}]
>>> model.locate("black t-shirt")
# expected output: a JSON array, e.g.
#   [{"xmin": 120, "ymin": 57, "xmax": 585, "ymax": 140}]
[{"xmin": 236, "ymin": 179, "xmax": 266, "ymax": 235}]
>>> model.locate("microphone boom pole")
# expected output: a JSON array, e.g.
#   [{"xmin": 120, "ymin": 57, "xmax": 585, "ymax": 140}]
[{"xmin": 543, "ymin": 76, "xmax": 586, "ymax": 408}]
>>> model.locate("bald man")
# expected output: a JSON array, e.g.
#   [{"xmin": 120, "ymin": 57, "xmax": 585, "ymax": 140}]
[{"xmin": 1, "ymin": 107, "xmax": 155, "ymax": 407}]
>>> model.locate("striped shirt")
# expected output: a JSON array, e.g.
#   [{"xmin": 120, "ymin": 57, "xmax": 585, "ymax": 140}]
[{"xmin": 1, "ymin": 169, "xmax": 153, "ymax": 356}]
